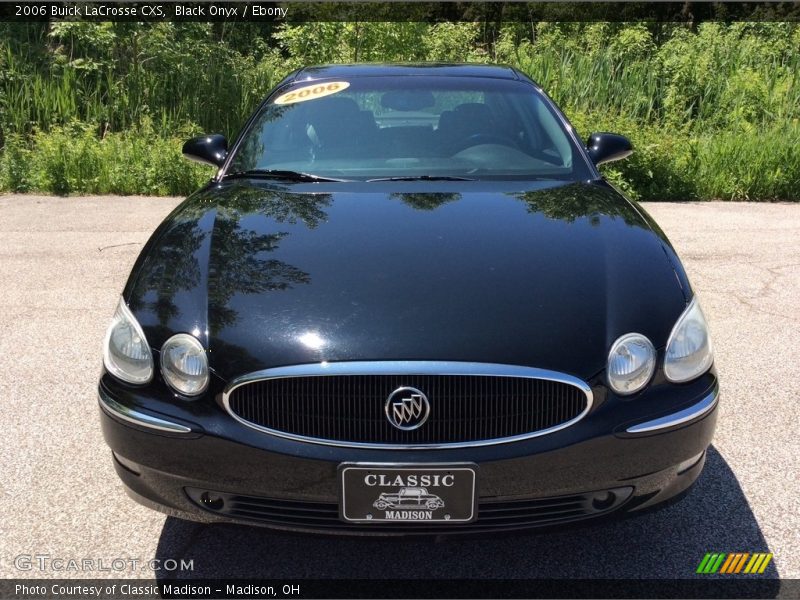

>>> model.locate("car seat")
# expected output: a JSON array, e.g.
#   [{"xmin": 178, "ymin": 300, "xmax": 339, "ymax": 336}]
[{"xmin": 305, "ymin": 97, "xmax": 378, "ymax": 159}]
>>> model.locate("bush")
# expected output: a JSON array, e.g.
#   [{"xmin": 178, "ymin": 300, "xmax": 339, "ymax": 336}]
[
  {"xmin": 0, "ymin": 133, "xmax": 32, "ymax": 192},
  {"xmin": 0, "ymin": 122, "xmax": 211, "ymax": 196},
  {"xmin": 568, "ymin": 112, "xmax": 800, "ymax": 201}
]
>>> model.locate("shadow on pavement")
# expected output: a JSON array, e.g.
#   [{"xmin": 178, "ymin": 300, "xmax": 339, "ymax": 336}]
[{"xmin": 155, "ymin": 446, "xmax": 778, "ymax": 584}]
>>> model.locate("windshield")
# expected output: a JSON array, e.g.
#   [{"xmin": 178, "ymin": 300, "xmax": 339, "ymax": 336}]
[{"xmin": 227, "ymin": 76, "xmax": 592, "ymax": 181}]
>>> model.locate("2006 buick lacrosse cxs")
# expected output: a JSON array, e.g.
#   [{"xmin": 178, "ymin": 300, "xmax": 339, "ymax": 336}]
[{"xmin": 98, "ymin": 64, "xmax": 718, "ymax": 534}]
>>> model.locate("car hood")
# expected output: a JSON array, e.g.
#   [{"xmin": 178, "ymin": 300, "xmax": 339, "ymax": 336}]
[{"xmin": 126, "ymin": 180, "xmax": 690, "ymax": 382}]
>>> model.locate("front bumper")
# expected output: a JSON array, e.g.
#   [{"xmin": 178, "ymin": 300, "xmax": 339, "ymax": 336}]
[{"xmin": 99, "ymin": 371, "xmax": 718, "ymax": 535}]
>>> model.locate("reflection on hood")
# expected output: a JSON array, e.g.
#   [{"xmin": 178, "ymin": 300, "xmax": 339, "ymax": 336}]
[{"xmin": 126, "ymin": 180, "xmax": 688, "ymax": 381}]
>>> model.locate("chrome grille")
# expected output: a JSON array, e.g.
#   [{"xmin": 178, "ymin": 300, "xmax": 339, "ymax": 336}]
[{"xmin": 223, "ymin": 362, "xmax": 592, "ymax": 448}]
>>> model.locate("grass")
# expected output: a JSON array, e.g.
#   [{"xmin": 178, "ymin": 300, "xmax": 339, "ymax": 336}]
[{"xmin": 0, "ymin": 124, "xmax": 210, "ymax": 196}]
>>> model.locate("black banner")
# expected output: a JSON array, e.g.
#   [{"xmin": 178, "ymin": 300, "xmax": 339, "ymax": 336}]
[
  {"xmin": 2, "ymin": 2, "xmax": 800, "ymax": 22},
  {"xmin": 0, "ymin": 578, "xmax": 794, "ymax": 599}
]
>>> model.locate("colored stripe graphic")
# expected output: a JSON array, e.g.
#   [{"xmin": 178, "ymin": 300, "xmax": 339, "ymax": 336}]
[
  {"xmin": 719, "ymin": 554, "xmax": 736, "ymax": 574},
  {"xmin": 711, "ymin": 553, "xmax": 726, "ymax": 573},
  {"xmin": 758, "ymin": 554, "xmax": 773, "ymax": 573},
  {"xmin": 744, "ymin": 553, "xmax": 774, "ymax": 574},
  {"xmin": 744, "ymin": 554, "xmax": 759, "ymax": 574},
  {"xmin": 699, "ymin": 553, "xmax": 727, "ymax": 574},
  {"xmin": 696, "ymin": 553, "xmax": 713, "ymax": 574},
  {"xmin": 728, "ymin": 553, "xmax": 745, "ymax": 573},
  {"xmin": 699, "ymin": 553, "xmax": 722, "ymax": 574},
  {"xmin": 724, "ymin": 553, "xmax": 749, "ymax": 574},
  {"xmin": 734, "ymin": 553, "xmax": 750, "ymax": 573},
  {"xmin": 699, "ymin": 553, "xmax": 774, "ymax": 575}
]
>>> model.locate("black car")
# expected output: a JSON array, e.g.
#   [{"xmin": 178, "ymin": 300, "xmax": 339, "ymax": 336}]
[{"xmin": 99, "ymin": 64, "xmax": 718, "ymax": 534}]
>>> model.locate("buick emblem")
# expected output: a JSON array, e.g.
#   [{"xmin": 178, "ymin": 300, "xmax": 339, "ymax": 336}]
[{"xmin": 385, "ymin": 387, "xmax": 430, "ymax": 431}]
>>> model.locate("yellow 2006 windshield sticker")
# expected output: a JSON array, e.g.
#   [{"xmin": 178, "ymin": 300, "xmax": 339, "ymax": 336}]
[{"xmin": 273, "ymin": 81, "xmax": 350, "ymax": 105}]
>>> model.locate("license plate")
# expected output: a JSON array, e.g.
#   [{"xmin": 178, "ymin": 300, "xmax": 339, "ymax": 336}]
[{"xmin": 339, "ymin": 464, "xmax": 477, "ymax": 523}]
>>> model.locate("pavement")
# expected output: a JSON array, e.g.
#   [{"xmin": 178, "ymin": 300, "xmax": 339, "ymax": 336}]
[{"xmin": 0, "ymin": 195, "xmax": 798, "ymax": 585}]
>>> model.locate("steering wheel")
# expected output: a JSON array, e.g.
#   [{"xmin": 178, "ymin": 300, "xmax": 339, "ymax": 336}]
[{"xmin": 452, "ymin": 132, "xmax": 519, "ymax": 153}]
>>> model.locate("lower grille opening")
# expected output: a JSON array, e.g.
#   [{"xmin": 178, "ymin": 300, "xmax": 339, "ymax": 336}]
[{"xmin": 185, "ymin": 487, "xmax": 632, "ymax": 533}]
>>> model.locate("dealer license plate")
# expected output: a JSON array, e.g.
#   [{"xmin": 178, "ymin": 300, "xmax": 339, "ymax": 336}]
[{"xmin": 339, "ymin": 464, "xmax": 477, "ymax": 523}]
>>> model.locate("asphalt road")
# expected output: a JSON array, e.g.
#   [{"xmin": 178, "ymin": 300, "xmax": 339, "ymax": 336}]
[{"xmin": 0, "ymin": 195, "xmax": 798, "ymax": 585}]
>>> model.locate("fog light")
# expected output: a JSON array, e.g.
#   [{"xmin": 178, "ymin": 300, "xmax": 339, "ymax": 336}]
[
  {"xmin": 200, "ymin": 492, "xmax": 224, "ymax": 511},
  {"xmin": 592, "ymin": 491, "xmax": 617, "ymax": 511}
]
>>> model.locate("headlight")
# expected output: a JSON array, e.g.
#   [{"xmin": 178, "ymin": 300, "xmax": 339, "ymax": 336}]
[
  {"xmin": 607, "ymin": 333, "xmax": 656, "ymax": 395},
  {"xmin": 160, "ymin": 333, "xmax": 209, "ymax": 396},
  {"xmin": 664, "ymin": 297, "xmax": 714, "ymax": 383},
  {"xmin": 103, "ymin": 297, "xmax": 153, "ymax": 384}
]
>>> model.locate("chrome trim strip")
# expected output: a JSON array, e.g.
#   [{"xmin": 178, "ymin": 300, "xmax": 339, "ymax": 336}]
[
  {"xmin": 626, "ymin": 387, "xmax": 719, "ymax": 434},
  {"xmin": 221, "ymin": 361, "xmax": 594, "ymax": 449},
  {"xmin": 98, "ymin": 388, "xmax": 192, "ymax": 434}
]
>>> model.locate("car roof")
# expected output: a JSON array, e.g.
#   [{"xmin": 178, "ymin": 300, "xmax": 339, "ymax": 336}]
[{"xmin": 292, "ymin": 63, "xmax": 522, "ymax": 82}]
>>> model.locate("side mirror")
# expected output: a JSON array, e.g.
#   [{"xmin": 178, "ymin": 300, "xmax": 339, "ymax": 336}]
[
  {"xmin": 586, "ymin": 132, "xmax": 633, "ymax": 166},
  {"xmin": 182, "ymin": 134, "xmax": 228, "ymax": 168}
]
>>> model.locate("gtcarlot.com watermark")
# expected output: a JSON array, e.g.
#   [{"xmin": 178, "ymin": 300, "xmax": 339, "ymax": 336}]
[{"xmin": 13, "ymin": 554, "xmax": 194, "ymax": 573}]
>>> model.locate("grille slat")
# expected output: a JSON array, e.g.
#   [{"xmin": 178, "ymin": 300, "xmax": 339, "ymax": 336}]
[
  {"xmin": 480, "ymin": 501, "xmax": 585, "ymax": 513},
  {"xmin": 187, "ymin": 488, "xmax": 632, "ymax": 533},
  {"xmin": 227, "ymin": 372, "xmax": 589, "ymax": 447}
]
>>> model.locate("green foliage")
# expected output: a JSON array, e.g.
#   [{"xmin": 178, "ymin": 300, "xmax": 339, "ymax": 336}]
[
  {"xmin": 0, "ymin": 22, "xmax": 284, "ymax": 138},
  {"xmin": 496, "ymin": 22, "xmax": 799, "ymax": 132},
  {"xmin": 0, "ymin": 121, "xmax": 209, "ymax": 195},
  {"xmin": 0, "ymin": 134, "xmax": 31, "ymax": 192},
  {"xmin": 273, "ymin": 22, "xmax": 483, "ymax": 65},
  {"xmin": 0, "ymin": 21, "xmax": 798, "ymax": 199},
  {"xmin": 568, "ymin": 112, "xmax": 800, "ymax": 201}
]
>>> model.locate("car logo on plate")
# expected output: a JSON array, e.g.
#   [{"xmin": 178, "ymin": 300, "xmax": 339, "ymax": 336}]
[
  {"xmin": 385, "ymin": 387, "xmax": 430, "ymax": 430},
  {"xmin": 372, "ymin": 487, "xmax": 445, "ymax": 516}
]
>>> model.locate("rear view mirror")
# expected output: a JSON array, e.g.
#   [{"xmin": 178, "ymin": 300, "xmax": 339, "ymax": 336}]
[
  {"xmin": 380, "ymin": 90, "xmax": 436, "ymax": 111},
  {"xmin": 182, "ymin": 134, "xmax": 228, "ymax": 168},
  {"xmin": 586, "ymin": 132, "xmax": 633, "ymax": 166}
]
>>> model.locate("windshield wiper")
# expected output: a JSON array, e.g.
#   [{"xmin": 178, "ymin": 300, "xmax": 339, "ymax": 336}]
[
  {"xmin": 366, "ymin": 175, "xmax": 475, "ymax": 182},
  {"xmin": 224, "ymin": 169, "xmax": 350, "ymax": 183}
]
